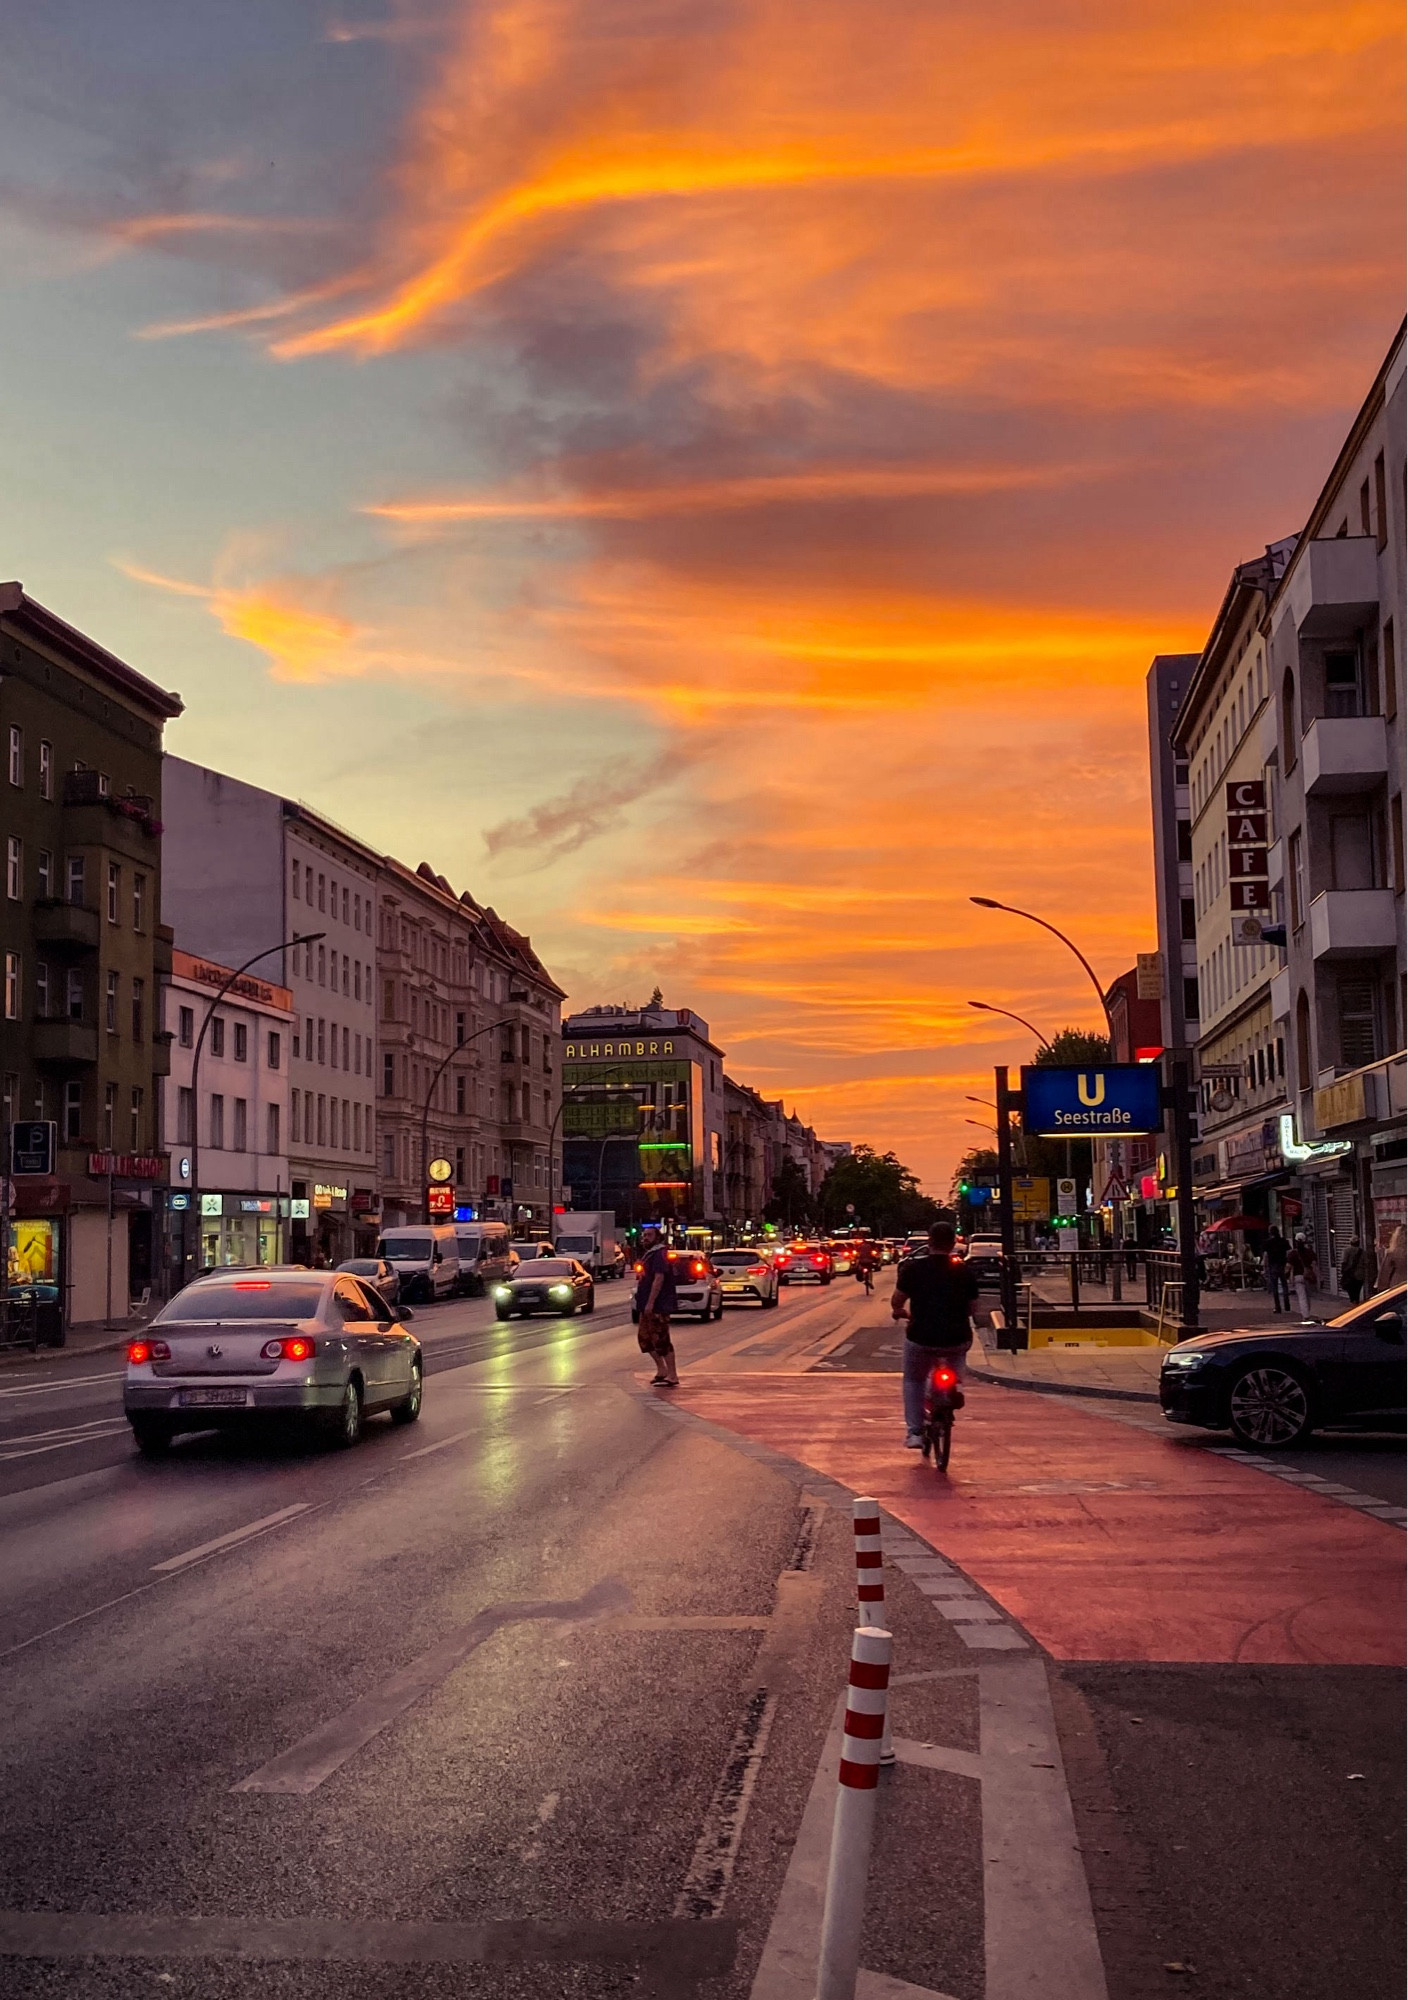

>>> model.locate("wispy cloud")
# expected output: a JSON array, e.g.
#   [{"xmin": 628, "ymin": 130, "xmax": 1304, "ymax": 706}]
[{"xmin": 483, "ymin": 755, "xmax": 688, "ymax": 868}]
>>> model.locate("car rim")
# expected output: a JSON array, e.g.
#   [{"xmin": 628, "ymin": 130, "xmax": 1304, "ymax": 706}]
[
  {"xmin": 1229, "ymin": 1367, "xmax": 1308, "ymax": 1445},
  {"xmin": 342, "ymin": 1383, "xmax": 361, "ymax": 1443},
  {"xmin": 407, "ymin": 1370, "xmax": 422, "ymax": 1415}
]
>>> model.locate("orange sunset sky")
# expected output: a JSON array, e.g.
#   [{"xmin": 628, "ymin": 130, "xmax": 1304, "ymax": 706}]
[{"xmin": 1, "ymin": 0, "xmax": 1403, "ymax": 1188}]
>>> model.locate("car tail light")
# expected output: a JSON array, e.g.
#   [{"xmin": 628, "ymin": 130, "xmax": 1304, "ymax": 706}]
[
  {"xmin": 751, "ymin": 1264, "xmax": 768, "ymax": 1277},
  {"xmin": 691, "ymin": 1260, "xmax": 705, "ymax": 1278},
  {"xmin": 813, "ymin": 1254, "xmax": 826, "ymax": 1266},
  {"xmin": 930, "ymin": 1366, "xmax": 957, "ymax": 1391},
  {"xmin": 127, "ymin": 1338, "xmax": 170, "ymax": 1364},
  {"xmin": 261, "ymin": 1336, "xmax": 318, "ymax": 1361},
  {"xmin": 233, "ymin": 1279, "xmax": 272, "ymax": 1290}
]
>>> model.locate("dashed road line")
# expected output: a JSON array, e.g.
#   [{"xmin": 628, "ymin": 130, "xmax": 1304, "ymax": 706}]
[
  {"xmin": 0, "ymin": 1417, "xmax": 130, "ymax": 1461},
  {"xmin": 1208, "ymin": 1447, "xmax": 1406, "ymax": 1527},
  {"xmin": 0, "ymin": 1371, "xmax": 124, "ymax": 1400},
  {"xmin": 151, "ymin": 1504, "xmax": 313, "ymax": 1573},
  {"xmin": 674, "ymin": 1689, "xmax": 779, "ymax": 1920}
]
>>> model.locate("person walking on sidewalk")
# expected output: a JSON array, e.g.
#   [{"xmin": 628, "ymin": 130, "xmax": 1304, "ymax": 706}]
[
  {"xmin": 1264, "ymin": 1226, "xmax": 1291, "ymax": 1313},
  {"xmin": 890, "ymin": 1220, "xmax": 989, "ymax": 1448},
  {"xmin": 1377, "ymin": 1224, "xmax": 1407, "ymax": 1291},
  {"xmin": 635, "ymin": 1226, "xmax": 680, "ymax": 1387},
  {"xmin": 1339, "ymin": 1236, "xmax": 1366, "ymax": 1306},
  {"xmin": 1289, "ymin": 1234, "xmax": 1318, "ymax": 1319}
]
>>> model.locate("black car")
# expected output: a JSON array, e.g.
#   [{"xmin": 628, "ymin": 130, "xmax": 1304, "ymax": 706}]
[
  {"xmin": 1159, "ymin": 1286, "xmax": 1406, "ymax": 1448},
  {"xmin": 492, "ymin": 1257, "xmax": 595, "ymax": 1320}
]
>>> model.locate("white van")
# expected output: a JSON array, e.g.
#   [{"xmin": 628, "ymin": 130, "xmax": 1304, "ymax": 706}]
[
  {"xmin": 376, "ymin": 1224, "xmax": 460, "ymax": 1302},
  {"xmin": 453, "ymin": 1221, "xmax": 515, "ymax": 1294}
]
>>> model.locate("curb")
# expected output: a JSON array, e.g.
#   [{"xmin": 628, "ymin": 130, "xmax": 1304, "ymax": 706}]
[
  {"xmin": 0, "ymin": 1333, "xmax": 129, "ymax": 1370},
  {"xmin": 967, "ymin": 1363, "xmax": 1159, "ymax": 1406}
]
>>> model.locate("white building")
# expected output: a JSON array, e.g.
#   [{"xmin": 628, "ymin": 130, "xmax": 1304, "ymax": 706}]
[
  {"xmin": 160, "ymin": 948, "xmax": 292, "ymax": 1272},
  {"xmin": 161, "ymin": 758, "xmax": 380, "ymax": 1265}
]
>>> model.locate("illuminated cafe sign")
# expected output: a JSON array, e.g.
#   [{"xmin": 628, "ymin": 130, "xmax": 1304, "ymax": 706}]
[
  {"xmin": 564, "ymin": 1040, "xmax": 676, "ymax": 1059},
  {"xmin": 1226, "ymin": 779, "xmax": 1270, "ymax": 916}
]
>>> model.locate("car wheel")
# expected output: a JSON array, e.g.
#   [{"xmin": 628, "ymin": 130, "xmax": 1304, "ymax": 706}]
[
  {"xmin": 821, "ymin": 1274, "xmax": 832, "ymax": 1286},
  {"xmin": 390, "ymin": 1362, "xmax": 423, "ymax": 1426},
  {"xmin": 582, "ymin": 1290, "xmax": 596, "ymax": 1314},
  {"xmin": 698, "ymin": 1308, "xmax": 711, "ymax": 1321},
  {"xmin": 330, "ymin": 1378, "xmax": 364, "ymax": 1449},
  {"xmin": 130, "ymin": 1419, "xmax": 172, "ymax": 1457},
  {"xmin": 631, "ymin": 1308, "xmax": 640, "ymax": 1325},
  {"xmin": 1227, "ymin": 1364, "xmax": 1313, "ymax": 1449},
  {"xmin": 714, "ymin": 1299, "xmax": 725, "ymax": 1320},
  {"xmin": 495, "ymin": 1307, "xmax": 512, "ymax": 1320},
  {"xmin": 764, "ymin": 1291, "xmax": 778, "ymax": 1309}
]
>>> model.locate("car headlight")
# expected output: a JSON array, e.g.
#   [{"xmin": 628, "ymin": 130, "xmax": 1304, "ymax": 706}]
[
  {"xmin": 1162, "ymin": 1350, "xmax": 1210, "ymax": 1369},
  {"xmin": 494, "ymin": 1286, "xmax": 511, "ymax": 1298},
  {"xmin": 551, "ymin": 1284, "xmax": 572, "ymax": 1297}
]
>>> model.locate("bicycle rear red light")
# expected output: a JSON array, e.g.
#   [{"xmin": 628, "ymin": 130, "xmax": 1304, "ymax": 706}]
[{"xmin": 931, "ymin": 1366, "xmax": 957, "ymax": 1390}]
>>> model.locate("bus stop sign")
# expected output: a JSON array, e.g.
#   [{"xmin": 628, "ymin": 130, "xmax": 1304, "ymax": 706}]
[{"xmin": 1020, "ymin": 1065, "xmax": 1163, "ymax": 1137}]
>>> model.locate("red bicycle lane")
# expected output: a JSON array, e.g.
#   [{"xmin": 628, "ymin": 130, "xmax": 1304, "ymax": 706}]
[{"xmin": 673, "ymin": 1374, "xmax": 1405, "ymax": 1665}]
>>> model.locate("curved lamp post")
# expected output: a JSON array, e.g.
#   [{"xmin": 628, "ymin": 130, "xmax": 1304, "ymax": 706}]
[
  {"xmin": 186, "ymin": 931, "xmax": 325, "ymax": 1280},
  {"xmin": 417, "ymin": 1014, "xmax": 520, "ymax": 1223},
  {"xmin": 967, "ymin": 998, "xmax": 1053, "ymax": 1049},
  {"xmin": 969, "ymin": 901, "xmax": 1113, "ymax": 1037}
]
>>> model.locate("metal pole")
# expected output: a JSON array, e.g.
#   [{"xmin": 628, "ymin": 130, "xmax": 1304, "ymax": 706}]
[
  {"xmin": 995, "ymin": 1066, "xmax": 1019, "ymax": 1345},
  {"xmin": 418, "ymin": 1015, "xmax": 516, "ymax": 1223},
  {"xmin": 969, "ymin": 899, "xmax": 1115, "ymax": 1036},
  {"xmin": 1169, "ymin": 1055, "xmax": 1199, "ymax": 1335},
  {"xmin": 104, "ymin": 1162, "xmax": 114, "ymax": 1329}
]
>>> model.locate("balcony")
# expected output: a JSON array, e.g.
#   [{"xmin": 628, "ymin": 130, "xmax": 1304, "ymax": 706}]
[
  {"xmin": 33, "ymin": 1018, "xmax": 99, "ymax": 1066},
  {"xmin": 32, "ymin": 899, "xmax": 100, "ymax": 953},
  {"xmin": 1301, "ymin": 715, "xmax": 1389, "ymax": 796},
  {"xmin": 1286, "ymin": 535, "xmax": 1380, "ymax": 640},
  {"xmin": 1308, "ymin": 888, "xmax": 1399, "ymax": 961}
]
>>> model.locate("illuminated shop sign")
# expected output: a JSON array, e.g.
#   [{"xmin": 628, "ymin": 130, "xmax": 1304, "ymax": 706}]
[{"xmin": 564, "ymin": 1040, "xmax": 676, "ymax": 1058}]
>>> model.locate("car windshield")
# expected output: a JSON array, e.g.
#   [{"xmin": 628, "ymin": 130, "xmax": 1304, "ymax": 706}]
[
  {"xmin": 339, "ymin": 1260, "xmax": 380, "ymax": 1275},
  {"xmin": 511, "ymin": 1244, "xmax": 542, "ymax": 1258},
  {"xmin": 158, "ymin": 1282, "xmax": 323, "ymax": 1321},
  {"xmin": 381, "ymin": 1237, "xmax": 431, "ymax": 1259},
  {"xmin": 518, "ymin": 1259, "xmax": 577, "ymax": 1279},
  {"xmin": 556, "ymin": 1235, "xmax": 594, "ymax": 1252},
  {"xmin": 714, "ymin": 1251, "xmax": 762, "ymax": 1266}
]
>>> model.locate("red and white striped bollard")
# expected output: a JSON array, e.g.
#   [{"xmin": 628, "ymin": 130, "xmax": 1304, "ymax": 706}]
[
  {"xmin": 852, "ymin": 1498, "xmax": 894, "ymax": 1764},
  {"xmin": 816, "ymin": 1624, "xmax": 892, "ymax": 2000}
]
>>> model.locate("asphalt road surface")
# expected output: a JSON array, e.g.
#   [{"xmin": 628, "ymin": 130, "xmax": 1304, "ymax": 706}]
[{"xmin": 0, "ymin": 1279, "xmax": 1401, "ymax": 1998}]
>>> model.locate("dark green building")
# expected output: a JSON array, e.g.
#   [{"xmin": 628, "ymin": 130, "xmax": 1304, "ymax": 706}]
[{"xmin": 1, "ymin": 584, "xmax": 182, "ymax": 1329}]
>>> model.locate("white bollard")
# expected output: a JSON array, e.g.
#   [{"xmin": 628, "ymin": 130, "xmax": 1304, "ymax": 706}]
[
  {"xmin": 816, "ymin": 1624, "xmax": 892, "ymax": 2000},
  {"xmin": 851, "ymin": 1499, "xmax": 894, "ymax": 1765}
]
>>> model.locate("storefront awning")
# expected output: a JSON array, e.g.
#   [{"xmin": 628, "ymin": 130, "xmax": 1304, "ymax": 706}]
[{"xmin": 1195, "ymin": 1169, "xmax": 1291, "ymax": 1203}]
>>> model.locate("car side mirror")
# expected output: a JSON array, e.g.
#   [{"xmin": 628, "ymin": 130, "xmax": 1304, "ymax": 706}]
[
  {"xmin": 1372, "ymin": 1312, "xmax": 1404, "ymax": 1342},
  {"xmin": 398, "ymin": 1306, "xmax": 415, "ymax": 1322},
  {"xmin": 377, "ymin": 1319, "xmax": 393, "ymax": 1332}
]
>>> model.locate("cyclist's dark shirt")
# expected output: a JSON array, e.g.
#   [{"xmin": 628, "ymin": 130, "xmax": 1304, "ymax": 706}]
[{"xmin": 894, "ymin": 1253, "xmax": 980, "ymax": 1347}]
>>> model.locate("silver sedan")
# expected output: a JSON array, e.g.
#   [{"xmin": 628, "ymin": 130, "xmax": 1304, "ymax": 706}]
[{"xmin": 123, "ymin": 1269, "xmax": 421, "ymax": 1455}]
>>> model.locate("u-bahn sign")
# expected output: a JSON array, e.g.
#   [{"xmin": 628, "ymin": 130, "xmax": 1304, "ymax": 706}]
[{"xmin": 1021, "ymin": 1065, "xmax": 1163, "ymax": 1137}]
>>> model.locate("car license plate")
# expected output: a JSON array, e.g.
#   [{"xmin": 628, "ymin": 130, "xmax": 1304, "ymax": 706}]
[{"xmin": 179, "ymin": 1388, "xmax": 250, "ymax": 1408}]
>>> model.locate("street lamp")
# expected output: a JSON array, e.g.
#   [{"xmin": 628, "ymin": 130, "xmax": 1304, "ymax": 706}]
[
  {"xmin": 967, "ymin": 998, "xmax": 1053, "ymax": 1048},
  {"xmin": 968, "ymin": 901, "xmax": 1113, "ymax": 1037},
  {"xmin": 417, "ymin": 1014, "xmax": 520, "ymax": 1223},
  {"xmin": 185, "ymin": 932, "xmax": 325, "ymax": 1282}
]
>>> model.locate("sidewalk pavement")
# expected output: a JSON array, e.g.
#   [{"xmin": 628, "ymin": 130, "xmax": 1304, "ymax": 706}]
[
  {"xmin": 1025, "ymin": 1272, "xmax": 1346, "ymax": 1332},
  {"xmin": 0, "ymin": 1307, "xmax": 156, "ymax": 1369}
]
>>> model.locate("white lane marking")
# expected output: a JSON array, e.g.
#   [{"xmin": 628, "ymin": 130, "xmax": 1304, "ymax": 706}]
[
  {"xmin": 980, "ymin": 1657, "xmax": 1109, "ymax": 1999},
  {"xmin": 956, "ymin": 1625, "xmax": 1029, "ymax": 1650},
  {"xmin": 890, "ymin": 1736, "xmax": 984, "ymax": 1782},
  {"xmin": 521, "ymin": 1790, "xmax": 560, "ymax": 1862},
  {"xmin": 400, "ymin": 1428, "xmax": 477, "ymax": 1460},
  {"xmin": 673, "ymin": 1688, "xmax": 779, "ymax": 1919},
  {"xmin": 0, "ymin": 1419, "xmax": 130, "ymax": 1461},
  {"xmin": 0, "ymin": 1371, "xmax": 125, "ymax": 1400},
  {"xmin": 151, "ymin": 1504, "xmax": 311, "ymax": 1573}
]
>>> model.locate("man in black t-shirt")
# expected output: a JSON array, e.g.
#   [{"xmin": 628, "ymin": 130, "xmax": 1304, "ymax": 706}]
[{"xmin": 891, "ymin": 1220, "xmax": 987, "ymax": 1447}]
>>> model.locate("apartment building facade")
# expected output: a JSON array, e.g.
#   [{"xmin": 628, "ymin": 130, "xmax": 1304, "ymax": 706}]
[{"xmin": 1, "ymin": 584, "xmax": 182, "ymax": 1325}]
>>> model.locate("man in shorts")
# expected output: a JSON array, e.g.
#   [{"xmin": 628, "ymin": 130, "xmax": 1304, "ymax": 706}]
[
  {"xmin": 635, "ymin": 1226, "xmax": 680, "ymax": 1387},
  {"xmin": 891, "ymin": 1220, "xmax": 988, "ymax": 1447}
]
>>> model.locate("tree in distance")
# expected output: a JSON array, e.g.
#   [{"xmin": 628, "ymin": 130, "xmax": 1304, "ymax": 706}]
[
  {"xmin": 817, "ymin": 1144, "xmax": 941, "ymax": 1236},
  {"xmin": 765, "ymin": 1156, "xmax": 814, "ymax": 1229}
]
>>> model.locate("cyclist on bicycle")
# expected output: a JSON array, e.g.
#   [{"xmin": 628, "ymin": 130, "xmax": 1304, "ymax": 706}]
[
  {"xmin": 854, "ymin": 1238, "xmax": 878, "ymax": 1294},
  {"xmin": 891, "ymin": 1220, "xmax": 988, "ymax": 1448}
]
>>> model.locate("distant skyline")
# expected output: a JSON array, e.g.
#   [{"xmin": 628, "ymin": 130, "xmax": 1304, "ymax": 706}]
[{"xmin": 2, "ymin": 0, "xmax": 1402, "ymax": 1188}]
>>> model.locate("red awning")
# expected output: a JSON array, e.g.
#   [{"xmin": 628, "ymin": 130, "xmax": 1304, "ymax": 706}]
[{"xmin": 1205, "ymin": 1213, "xmax": 1269, "ymax": 1233}]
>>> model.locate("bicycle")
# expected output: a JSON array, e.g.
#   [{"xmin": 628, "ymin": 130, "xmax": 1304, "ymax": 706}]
[{"xmin": 920, "ymin": 1360, "xmax": 964, "ymax": 1473}]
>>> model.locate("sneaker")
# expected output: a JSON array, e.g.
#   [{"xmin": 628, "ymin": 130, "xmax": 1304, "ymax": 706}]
[{"xmin": 904, "ymin": 1431, "xmax": 924, "ymax": 1449}]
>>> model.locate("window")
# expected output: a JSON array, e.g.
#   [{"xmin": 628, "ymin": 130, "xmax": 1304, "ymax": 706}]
[
  {"xmin": 178, "ymin": 1005, "xmax": 194, "ymax": 1048},
  {"xmin": 1385, "ymin": 620, "xmax": 1398, "ymax": 722},
  {"xmin": 342, "ymin": 1024, "xmax": 350, "ymax": 1069},
  {"xmin": 354, "ymin": 960, "xmax": 361, "ymax": 1001},
  {"xmin": 456, "ymin": 1073, "xmax": 466, "ymax": 1113},
  {"xmin": 318, "ymin": 872, "xmax": 326, "ymax": 913},
  {"xmin": 5, "ymin": 836, "xmax": 20, "ymax": 900},
  {"xmin": 1374, "ymin": 451, "xmax": 1387, "ymax": 551},
  {"xmin": 1329, "ymin": 812, "xmax": 1376, "ymax": 890},
  {"xmin": 291, "ymin": 1088, "xmax": 301, "ymax": 1144},
  {"xmin": 268, "ymin": 1030, "xmax": 281, "ymax": 1070},
  {"xmin": 317, "ymin": 1018, "xmax": 326, "ymax": 1065},
  {"xmin": 383, "ymin": 1132, "xmax": 395, "ymax": 1177},
  {"xmin": 383, "ymin": 979, "xmax": 395, "ymax": 1021},
  {"xmin": 353, "ymin": 892, "xmax": 360, "ymax": 930},
  {"xmin": 233, "ymin": 1098, "xmax": 247, "ymax": 1151},
  {"xmin": 317, "ymin": 1094, "xmax": 326, "ymax": 1145},
  {"xmin": 7, "ymin": 724, "xmax": 21, "ymax": 787},
  {"xmin": 37, "ymin": 849, "xmax": 52, "ymax": 898},
  {"xmin": 1338, "ymin": 977, "xmax": 1379, "ymax": 1069},
  {"xmin": 66, "ymin": 968, "xmax": 84, "ymax": 1021},
  {"xmin": 132, "ymin": 873, "xmax": 146, "ymax": 931},
  {"xmin": 63, "ymin": 1079, "xmax": 82, "ymax": 1142},
  {"xmin": 1295, "ymin": 990, "xmax": 1312, "ymax": 1091},
  {"xmin": 1281, "ymin": 669, "xmax": 1297, "ymax": 769},
  {"xmin": 106, "ymin": 970, "xmax": 118, "ymax": 1033},
  {"xmin": 38, "ymin": 741, "xmax": 51, "ymax": 799},
  {"xmin": 292, "ymin": 859, "xmax": 301, "ymax": 901},
  {"xmin": 210, "ymin": 1015, "xmax": 225, "ymax": 1058},
  {"xmin": 66, "ymin": 856, "xmax": 85, "ymax": 905},
  {"xmin": 106, "ymin": 861, "xmax": 119, "ymax": 923},
  {"xmin": 383, "ymin": 1051, "xmax": 395, "ymax": 1096},
  {"xmin": 1180, "ymin": 897, "xmax": 1196, "ymax": 940},
  {"xmin": 3, "ymin": 952, "xmax": 19, "ymax": 1021},
  {"xmin": 1392, "ymin": 794, "xmax": 1405, "ymax": 893},
  {"xmin": 1175, "ymin": 818, "xmax": 1192, "ymax": 862},
  {"xmin": 1288, "ymin": 828, "xmax": 1306, "ymax": 930},
  {"xmin": 210, "ymin": 1094, "xmax": 225, "ymax": 1149},
  {"xmin": 267, "ymin": 1103, "xmax": 280, "ymax": 1154},
  {"xmin": 317, "ymin": 945, "xmax": 326, "ymax": 986},
  {"xmin": 177, "ymin": 1087, "xmax": 194, "ymax": 1145},
  {"xmin": 233, "ymin": 1021, "xmax": 248, "ymax": 1062},
  {"xmin": 1359, "ymin": 477, "xmax": 1372, "ymax": 537},
  {"xmin": 304, "ymin": 1016, "xmax": 313, "ymax": 1060},
  {"xmin": 36, "ymin": 962, "xmax": 50, "ymax": 1017},
  {"xmin": 129, "ymin": 977, "xmax": 143, "ymax": 1043},
  {"xmin": 342, "ymin": 886, "xmax": 349, "ymax": 924},
  {"xmin": 1323, "ymin": 649, "xmax": 1362, "ymax": 719}
]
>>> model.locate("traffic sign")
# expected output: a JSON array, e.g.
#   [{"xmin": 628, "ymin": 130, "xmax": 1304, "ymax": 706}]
[
  {"xmin": 9, "ymin": 1121, "xmax": 56, "ymax": 1176},
  {"xmin": 1056, "ymin": 1177, "xmax": 1077, "ymax": 1215},
  {"xmin": 1099, "ymin": 1173, "xmax": 1130, "ymax": 1205},
  {"xmin": 427, "ymin": 1184, "xmax": 455, "ymax": 1214},
  {"xmin": 1021, "ymin": 1065, "xmax": 1163, "ymax": 1137}
]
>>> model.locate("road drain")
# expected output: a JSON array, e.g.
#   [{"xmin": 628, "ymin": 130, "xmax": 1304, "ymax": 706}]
[{"xmin": 786, "ymin": 1502, "xmax": 820, "ymax": 1572}]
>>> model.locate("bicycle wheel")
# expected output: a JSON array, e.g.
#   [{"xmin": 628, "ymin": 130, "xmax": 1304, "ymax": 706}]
[{"xmin": 932, "ymin": 1410, "xmax": 952, "ymax": 1472}]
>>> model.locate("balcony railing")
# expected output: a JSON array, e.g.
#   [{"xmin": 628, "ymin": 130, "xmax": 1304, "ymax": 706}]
[{"xmin": 32, "ymin": 900, "xmax": 100, "ymax": 953}]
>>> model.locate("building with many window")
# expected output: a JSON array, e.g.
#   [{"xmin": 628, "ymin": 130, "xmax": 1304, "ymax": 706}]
[{"xmin": 1, "ymin": 583, "xmax": 182, "ymax": 1325}]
